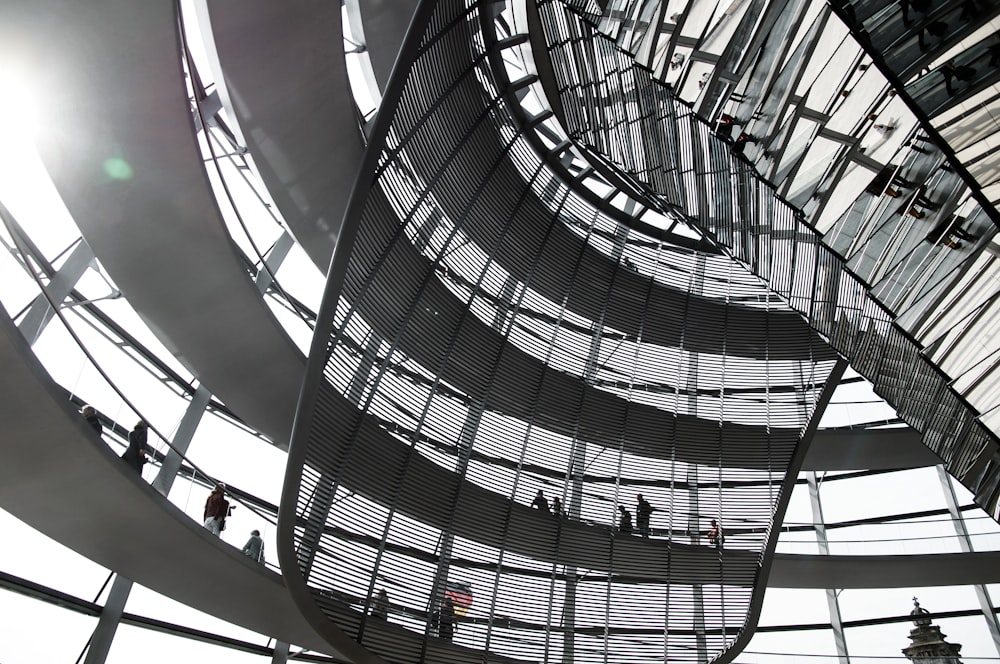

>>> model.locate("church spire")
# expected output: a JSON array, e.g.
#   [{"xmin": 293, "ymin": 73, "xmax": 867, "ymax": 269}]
[{"xmin": 902, "ymin": 598, "xmax": 963, "ymax": 664}]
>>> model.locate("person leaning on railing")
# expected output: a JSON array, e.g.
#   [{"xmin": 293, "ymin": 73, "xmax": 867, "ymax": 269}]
[
  {"xmin": 121, "ymin": 421, "xmax": 148, "ymax": 474},
  {"xmin": 241, "ymin": 529, "xmax": 264, "ymax": 562},
  {"xmin": 80, "ymin": 405, "xmax": 102, "ymax": 436}
]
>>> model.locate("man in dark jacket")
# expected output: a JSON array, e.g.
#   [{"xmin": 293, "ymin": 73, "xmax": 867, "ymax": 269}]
[
  {"xmin": 434, "ymin": 597, "xmax": 456, "ymax": 641},
  {"xmin": 531, "ymin": 490, "xmax": 550, "ymax": 512},
  {"xmin": 204, "ymin": 483, "xmax": 231, "ymax": 536},
  {"xmin": 121, "ymin": 421, "xmax": 148, "ymax": 474},
  {"xmin": 636, "ymin": 494, "xmax": 654, "ymax": 538}
]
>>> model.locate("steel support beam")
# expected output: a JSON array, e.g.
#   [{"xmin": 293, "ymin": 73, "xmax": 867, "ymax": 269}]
[
  {"xmin": 689, "ymin": 465, "xmax": 707, "ymax": 661},
  {"xmin": 688, "ymin": 252, "xmax": 708, "ymax": 662},
  {"xmin": 298, "ymin": 330, "xmax": 381, "ymax": 579},
  {"xmin": 152, "ymin": 385, "xmax": 212, "ymax": 495},
  {"xmin": 937, "ymin": 464, "xmax": 1000, "ymax": 655},
  {"xmin": 82, "ymin": 386, "xmax": 214, "ymax": 663},
  {"xmin": 18, "ymin": 240, "xmax": 94, "ymax": 346},
  {"xmin": 270, "ymin": 640, "xmax": 290, "ymax": 664},
  {"xmin": 807, "ymin": 471, "xmax": 850, "ymax": 664},
  {"xmin": 255, "ymin": 231, "xmax": 295, "ymax": 295},
  {"xmin": 561, "ymin": 433, "xmax": 585, "ymax": 663},
  {"xmin": 427, "ymin": 274, "xmax": 515, "ymax": 634},
  {"xmin": 83, "ymin": 575, "xmax": 132, "ymax": 664},
  {"xmin": 561, "ymin": 225, "xmax": 629, "ymax": 661}
]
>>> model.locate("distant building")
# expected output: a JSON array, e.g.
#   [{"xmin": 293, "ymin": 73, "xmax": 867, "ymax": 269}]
[{"xmin": 902, "ymin": 598, "xmax": 963, "ymax": 664}]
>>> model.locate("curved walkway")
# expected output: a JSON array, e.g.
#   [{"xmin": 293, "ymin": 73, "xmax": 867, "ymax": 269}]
[
  {"xmin": 0, "ymin": 301, "xmax": 988, "ymax": 658},
  {"xmin": 205, "ymin": 0, "xmax": 364, "ymax": 272},
  {"xmin": 205, "ymin": 0, "xmax": 828, "ymax": 365},
  {"xmin": 196, "ymin": 0, "xmax": 947, "ymax": 476},
  {"xmin": 402, "ymin": 64, "xmax": 831, "ymax": 362},
  {"xmin": 328, "ymin": 189, "xmax": 812, "ymax": 470},
  {"xmin": 536, "ymin": 3, "xmax": 1000, "ymax": 515},
  {"xmin": 11, "ymin": 0, "xmax": 305, "ymax": 446},
  {"xmin": 10, "ymin": 1, "xmax": 926, "ymax": 476},
  {"xmin": 307, "ymin": 387, "xmax": 762, "ymax": 583},
  {"xmin": 201, "ymin": 0, "xmax": 428, "ymax": 272},
  {"xmin": 0, "ymin": 306, "xmax": 535, "ymax": 664},
  {"xmin": 0, "ymin": 308, "xmax": 352, "ymax": 660}
]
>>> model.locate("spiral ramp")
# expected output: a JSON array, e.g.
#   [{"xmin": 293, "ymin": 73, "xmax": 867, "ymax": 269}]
[{"xmin": 1, "ymin": 0, "xmax": 999, "ymax": 663}]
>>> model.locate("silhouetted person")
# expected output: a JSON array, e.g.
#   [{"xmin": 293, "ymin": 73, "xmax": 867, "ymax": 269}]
[
  {"xmin": 121, "ymin": 420, "xmax": 148, "ymax": 474},
  {"xmin": 242, "ymin": 529, "xmax": 264, "ymax": 562},
  {"xmin": 716, "ymin": 113, "xmax": 738, "ymax": 140},
  {"xmin": 925, "ymin": 218, "xmax": 978, "ymax": 249},
  {"xmin": 532, "ymin": 490, "xmax": 550, "ymax": 512},
  {"xmin": 732, "ymin": 131, "xmax": 758, "ymax": 155},
  {"xmin": 81, "ymin": 405, "xmax": 102, "ymax": 436},
  {"xmin": 636, "ymin": 494, "xmax": 655, "ymax": 538},
  {"xmin": 371, "ymin": 589, "xmax": 390, "ymax": 620},
  {"xmin": 618, "ymin": 505, "xmax": 633, "ymax": 534},
  {"xmin": 204, "ymin": 483, "xmax": 231, "ymax": 536},
  {"xmin": 920, "ymin": 21, "xmax": 948, "ymax": 52},
  {"xmin": 941, "ymin": 63, "xmax": 956, "ymax": 95},
  {"xmin": 899, "ymin": 0, "xmax": 928, "ymax": 25},
  {"xmin": 941, "ymin": 61, "xmax": 975, "ymax": 95},
  {"xmin": 913, "ymin": 186, "xmax": 939, "ymax": 210},
  {"xmin": 866, "ymin": 165, "xmax": 903, "ymax": 196},
  {"xmin": 896, "ymin": 203, "xmax": 926, "ymax": 219},
  {"xmin": 708, "ymin": 519, "xmax": 724, "ymax": 549},
  {"xmin": 959, "ymin": 0, "xmax": 979, "ymax": 22},
  {"xmin": 552, "ymin": 496, "xmax": 563, "ymax": 517},
  {"xmin": 434, "ymin": 597, "xmax": 456, "ymax": 641}
]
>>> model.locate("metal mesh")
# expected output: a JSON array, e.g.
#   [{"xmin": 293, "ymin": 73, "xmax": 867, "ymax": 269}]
[
  {"xmin": 283, "ymin": 1, "xmax": 839, "ymax": 662},
  {"xmin": 537, "ymin": 0, "xmax": 1000, "ymax": 514}
]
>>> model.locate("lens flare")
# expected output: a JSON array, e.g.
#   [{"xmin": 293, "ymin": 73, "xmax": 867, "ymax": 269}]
[{"xmin": 102, "ymin": 158, "xmax": 134, "ymax": 181}]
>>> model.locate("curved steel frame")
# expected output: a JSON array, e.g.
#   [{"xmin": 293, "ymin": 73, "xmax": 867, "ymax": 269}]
[
  {"xmin": 280, "ymin": 1, "xmax": 842, "ymax": 662},
  {"xmin": 536, "ymin": 0, "xmax": 1000, "ymax": 516}
]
